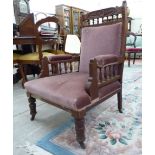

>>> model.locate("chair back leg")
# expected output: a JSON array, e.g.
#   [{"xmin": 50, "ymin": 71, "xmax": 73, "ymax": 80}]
[{"xmin": 117, "ymin": 90, "xmax": 123, "ymax": 113}]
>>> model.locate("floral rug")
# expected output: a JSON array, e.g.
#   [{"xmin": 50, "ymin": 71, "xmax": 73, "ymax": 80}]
[{"xmin": 37, "ymin": 64, "xmax": 142, "ymax": 155}]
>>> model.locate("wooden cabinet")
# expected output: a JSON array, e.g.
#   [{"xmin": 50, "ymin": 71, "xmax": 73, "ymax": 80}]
[{"xmin": 55, "ymin": 5, "xmax": 88, "ymax": 36}]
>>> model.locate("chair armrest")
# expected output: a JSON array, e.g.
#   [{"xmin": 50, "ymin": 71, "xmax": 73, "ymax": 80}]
[
  {"xmin": 39, "ymin": 55, "xmax": 80, "ymax": 78},
  {"xmin": 94, "ymin": 55, "xmax": 124, "ymax": 82},
  {"xmin": 85, "ymin": 55, "xmax": 124, "ymax": 100},
  {"xmin": 94, "ymin": 54, "xmax": 119, "ymax": 67}
]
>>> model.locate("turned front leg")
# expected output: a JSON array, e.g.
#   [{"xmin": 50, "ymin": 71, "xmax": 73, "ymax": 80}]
[
  {"xmin": 74, "ymin": 116, "xmax": 85, "ymax": 149},
  {"xmin": 28, "ymin": 96, "xmax": 37, "ymax": 120}
]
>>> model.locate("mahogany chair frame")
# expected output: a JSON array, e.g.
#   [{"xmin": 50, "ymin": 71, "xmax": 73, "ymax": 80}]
[{"xmin": 26, "ymin": 1, "xmax": 128, "ymax": 148}]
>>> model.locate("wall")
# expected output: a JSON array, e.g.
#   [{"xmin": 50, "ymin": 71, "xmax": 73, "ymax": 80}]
[{"xmin": 131, "ymin": 18, "xmax": 142, "ymax": 33}]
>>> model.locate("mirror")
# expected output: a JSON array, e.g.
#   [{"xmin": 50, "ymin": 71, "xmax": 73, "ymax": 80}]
[
  {"xmin": 19, "ymin": 0, "xmax": 28, "ymax": 13},
  {"xmin": 38, "ymin": 22, "xmax": 58, "ymax": 36}
]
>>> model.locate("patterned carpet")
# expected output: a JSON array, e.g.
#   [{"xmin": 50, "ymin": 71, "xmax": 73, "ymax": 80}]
[{"xmin": 36, "ymin": 64, "xmax": 142, "ymax": 155}]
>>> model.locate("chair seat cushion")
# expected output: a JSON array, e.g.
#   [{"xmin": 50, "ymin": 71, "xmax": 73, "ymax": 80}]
[
  {"xmin": 94, "ymin": 54, "xmax": 118, "ymax": 66},
  {"xmin": 16, "ymin": 52, "xmax": 55, "ymax": 61},
  {"xmin": 42, "ymin": 49, "xmax": 66, "ymax": 55},
  {"xmin": 13, "ymin": 53, "xmax": 20, "ymax": 61},
  {"xmin": 56, "ymin": 50, "xmax": 66, "ymax": 54},
  {"xmin": 24, "ymin": 72, "xmax": 91, "ymax": 110},
  {"xmin": 126, "ymin": 48, "xmax": 142, "ymax": 52},
  {"xmin": 25, "ymin": 72, "xmax": 121, "ymax": 110}
]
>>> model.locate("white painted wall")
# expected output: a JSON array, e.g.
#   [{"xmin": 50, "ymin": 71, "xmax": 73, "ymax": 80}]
[
  {"xmin": 13, "ymin": 7, "xmax": 16, "ymax": 23},
  {"xmin": 131, "ymin": 18, "xmax": 142, "ymax": 33}
]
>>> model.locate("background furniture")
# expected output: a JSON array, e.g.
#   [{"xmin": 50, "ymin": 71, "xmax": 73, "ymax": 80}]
[
  {"xmin": 13, "ymin": 13, "xmax": 38, "ymax": 84},
  {"xmin": 55, "ymin": 4, "xmax": 88, "ymax": 36},
  {"xmin": 13, "ymin": 15, "xmax": 63, "ymax": 86},
  {"xmin": 126, "ymin": 32, "xmax": 142, "ymax": 67},
  {"xmin": 24, "ymin": 1, "xmax": 128, "ymax": 148},
  {"xmin": 41, "ymin": 34, "xmax": 81, "ymax": 75},
  {"xmin": 13, "ymin": 16, "xmax": 40, "ymax": 84}
]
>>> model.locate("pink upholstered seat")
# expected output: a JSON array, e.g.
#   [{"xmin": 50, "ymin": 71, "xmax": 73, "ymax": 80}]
[
  {"xmin": 25, "ymin": 72, "xmax": 90, "ymax": 110},
  {"xmin": 25, "ymin": 71, "xmax": 121, "ymax": 110}
]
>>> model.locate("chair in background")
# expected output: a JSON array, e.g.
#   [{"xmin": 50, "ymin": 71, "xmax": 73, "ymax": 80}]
[
  {"xmin": 126, "ymin": 32, "xmax": 142, "ymax": 67},
  {"xmin": 13, "ymin": 21, "xmax": 41, "ymax": 84},
  {"xmin": 42, "ymin": 34, "xmax": 81, "ymax": 75},
  {"xmin": 24, "ymin": 1, "xmax": 128, "ymax": 148},
  {"xmin": 46, "ymin": 34, "xmax": 81, "ymax": 74},
  {"xmin": 13, "ymin": 16, "xmax": 67, "ymax": 85}
]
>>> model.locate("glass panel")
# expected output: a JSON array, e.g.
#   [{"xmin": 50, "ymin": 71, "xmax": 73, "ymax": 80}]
[
  {"xmin": 38, "ymin": 22, "xmax": 58, "ymax": 36},
  {"xmin": 19, "ymin": 0, "xmax": 28, "ymax": 13},
  {"xmin": 64, "ymin": 9, "xmax": 70, "ymax": 33},
  {"xmin": 73, "ymin": 11, "xmax": 79, "ymax": 34}
]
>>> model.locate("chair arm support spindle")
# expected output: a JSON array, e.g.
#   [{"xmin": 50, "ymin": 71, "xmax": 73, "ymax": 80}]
[{"xmin": 39, "ymin": 57, "xmax": 49, "ymax": 78}]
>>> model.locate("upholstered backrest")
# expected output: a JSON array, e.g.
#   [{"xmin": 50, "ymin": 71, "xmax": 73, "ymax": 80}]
[{"xmin": 79, "ymin": 23, "xmax": 122, "ymax": 73}]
